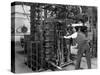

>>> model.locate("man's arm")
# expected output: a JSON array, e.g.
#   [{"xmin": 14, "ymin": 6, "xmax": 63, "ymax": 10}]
[{"xmin": 64, "ymin": 32, "xmax": 77, "ymax": 39}]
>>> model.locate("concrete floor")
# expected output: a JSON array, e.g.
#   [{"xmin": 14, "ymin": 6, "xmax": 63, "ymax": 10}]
[
  {"xmin": 15, "ymin": 47, "xmax": 33, "ymax": 73},
  {"xmin": 15, "ymin": 46, "xmax": 97, "ymax": 73}
]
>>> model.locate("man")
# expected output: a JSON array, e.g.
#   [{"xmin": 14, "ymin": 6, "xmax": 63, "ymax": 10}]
[{"xmin": 64, "ymin": 26, "xmax": 91, "ymax": 69}]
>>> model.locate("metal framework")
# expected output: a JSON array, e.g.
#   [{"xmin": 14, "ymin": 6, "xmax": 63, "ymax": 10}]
[{"xmin": 12, "ymin": 2, "xmax": 97, "ymax": 71}]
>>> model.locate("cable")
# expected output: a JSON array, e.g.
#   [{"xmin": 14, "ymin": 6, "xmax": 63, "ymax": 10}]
[{"xmin": 21, "ymin": 4, "xmax": 30, "ymax": 21}]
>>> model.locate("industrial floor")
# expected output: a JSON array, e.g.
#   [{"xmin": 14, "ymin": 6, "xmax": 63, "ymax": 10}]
[{"xmin": 15, "ymin": 46, "xmax": 97, "ymax": 73}]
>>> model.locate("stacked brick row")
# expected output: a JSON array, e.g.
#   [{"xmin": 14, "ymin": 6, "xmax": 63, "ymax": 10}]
[{"xmin": 43, "ymin": 22, "xmax": 56, "ymax": 64}]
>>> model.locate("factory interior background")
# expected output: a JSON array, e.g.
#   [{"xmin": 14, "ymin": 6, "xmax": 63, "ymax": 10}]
[{"xmin": 11, "ymin": 2, "xmax": 97, "ymax": 73}]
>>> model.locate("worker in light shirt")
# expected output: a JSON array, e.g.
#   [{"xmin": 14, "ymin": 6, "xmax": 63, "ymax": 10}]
[{"xmin": 64, "ymin": 27, "xmax": 91, "ymax": 69}]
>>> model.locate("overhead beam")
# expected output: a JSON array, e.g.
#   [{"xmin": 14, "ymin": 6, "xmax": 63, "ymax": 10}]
[
  {"xmin": 11, "ymin": 1, "xmax": 47, "ymax": 6},
  {"xmin": 11, "ymin": 1, "xmax": 34, "ymax": 6}
]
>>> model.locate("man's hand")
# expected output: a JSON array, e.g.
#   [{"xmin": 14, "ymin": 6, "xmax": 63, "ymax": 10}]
[
  {"xmin": 64, "ymin": 32, "xmax": 77, "ymax": 39},
  {"xmin": 64, "ymin": 36, "xmax": 67, "ymax": 38},
  {"xmin": 64, "ymin": 35, "xmax": 71, "ymax": 39},
  {"xmin": 64, "ymin": 36, "xmax": 69, "ymax": 39}
]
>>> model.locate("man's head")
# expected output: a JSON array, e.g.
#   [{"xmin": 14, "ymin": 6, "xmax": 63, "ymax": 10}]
[{"xmin": 75, "ymin": 26, "xmax": 80, "ymax": 32}]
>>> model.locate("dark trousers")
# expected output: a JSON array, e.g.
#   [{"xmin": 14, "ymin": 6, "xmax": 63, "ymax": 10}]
[{"xmin": 75, "ymin": 42, "xmax": 91, "ymax": 69}]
